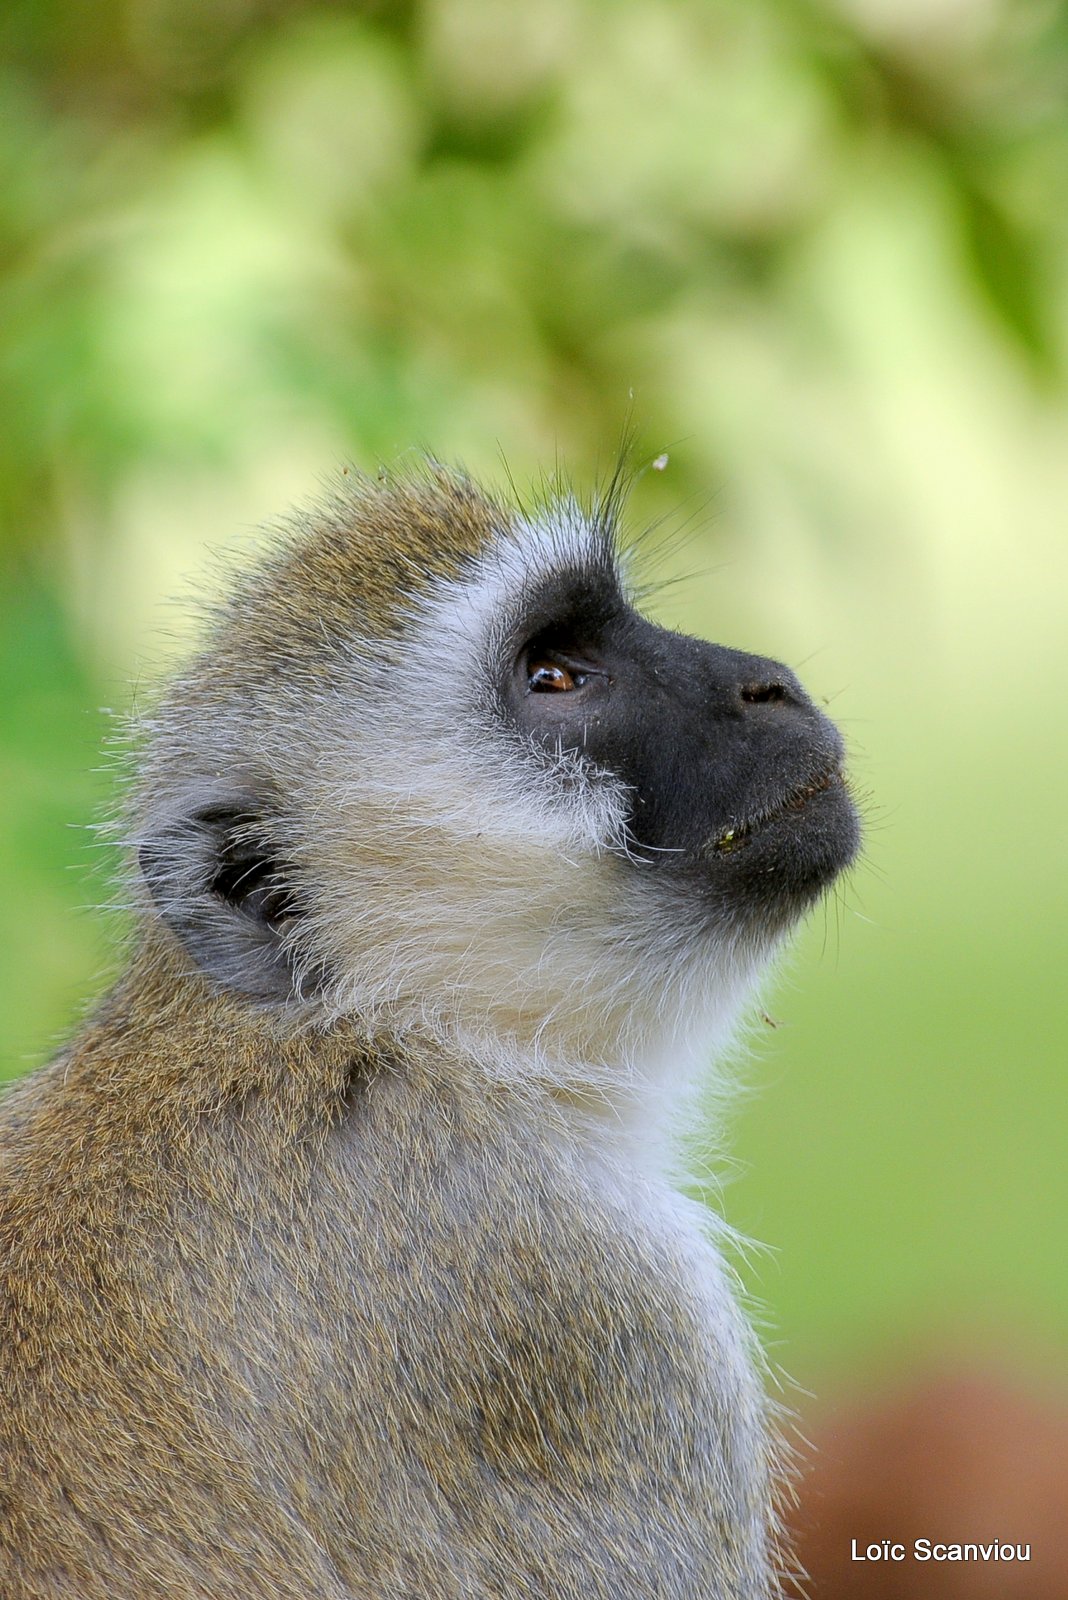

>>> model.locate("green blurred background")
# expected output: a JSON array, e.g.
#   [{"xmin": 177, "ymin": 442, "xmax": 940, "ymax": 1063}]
[{"xmin": 2, "ymin": 0, "xmax": 1066, "ymax": 1396}]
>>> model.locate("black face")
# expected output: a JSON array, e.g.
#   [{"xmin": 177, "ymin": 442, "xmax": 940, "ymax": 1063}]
[{"xmin": 501, "ymin": 565, "xmax": 860, "ymax": 932}]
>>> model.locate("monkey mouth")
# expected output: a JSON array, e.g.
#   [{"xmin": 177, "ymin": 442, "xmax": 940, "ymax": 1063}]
[{"xmin": 710, "ymin": 767, "xmax": 844, "ymax": 855}]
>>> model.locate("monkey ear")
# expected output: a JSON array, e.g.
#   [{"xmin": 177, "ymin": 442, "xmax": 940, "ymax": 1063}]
[{"xmin": 138, "ymin": 786, "xmax": 306, "ymax": 1003}]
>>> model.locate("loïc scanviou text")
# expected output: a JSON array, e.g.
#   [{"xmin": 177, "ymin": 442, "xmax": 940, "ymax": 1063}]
[{"xmin": 851, "ymin": 1539, "xmax": 1031, "ymax": 1563}]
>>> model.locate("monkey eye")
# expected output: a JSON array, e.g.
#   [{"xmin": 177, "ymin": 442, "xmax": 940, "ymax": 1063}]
[{"xmin": 528, "ymin": 657, "xmax": 584, "ymax": 692}]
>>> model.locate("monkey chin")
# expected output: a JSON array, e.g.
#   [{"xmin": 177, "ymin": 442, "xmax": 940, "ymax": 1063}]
[{"xmin": 702, "ymin": 767, "xmax": 861, "ymax": 935}]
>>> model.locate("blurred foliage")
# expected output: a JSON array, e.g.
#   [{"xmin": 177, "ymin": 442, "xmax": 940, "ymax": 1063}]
[{"xmin": 2, "ymin": 0, "xmax": 1067, "ymax": 1383}]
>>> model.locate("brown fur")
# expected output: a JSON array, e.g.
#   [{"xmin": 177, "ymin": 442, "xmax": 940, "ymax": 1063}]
[{"xmin": 219, "ymin": 466, "xmax": 509, "ymax": 657}]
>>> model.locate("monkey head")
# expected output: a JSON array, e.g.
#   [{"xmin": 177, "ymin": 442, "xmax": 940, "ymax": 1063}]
[{"xmin": 136, "ymin": 468, "xmax": 859, "ymax": 1096}]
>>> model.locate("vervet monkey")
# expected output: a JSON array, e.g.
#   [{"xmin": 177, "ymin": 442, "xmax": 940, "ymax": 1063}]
[{"xmin": 0, "ymin": 467, "xmax": 859, "ymax": 1599}]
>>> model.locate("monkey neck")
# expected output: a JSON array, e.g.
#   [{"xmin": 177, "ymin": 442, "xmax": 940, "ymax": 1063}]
[
  {"xmin": 55, "ymin": 925, "xmax": 716, "ymax": 1171},
  {"xmin": 58, "ymin": 929, "xmax": 515, "ymax": 1136}
]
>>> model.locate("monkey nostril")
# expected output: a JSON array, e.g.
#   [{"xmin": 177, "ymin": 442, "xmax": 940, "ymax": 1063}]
[{"xmin": 740, "ymin": 681, "xmax": 787, "ymax": 706}]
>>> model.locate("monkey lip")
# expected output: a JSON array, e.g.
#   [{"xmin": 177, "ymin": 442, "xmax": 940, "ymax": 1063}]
[{"xmin": 710, "ymin": 766, "xmax": 844, "ymax": 854}]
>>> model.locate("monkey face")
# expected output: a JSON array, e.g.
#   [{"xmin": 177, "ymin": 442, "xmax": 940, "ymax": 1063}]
[{"xmin": 500, "ymin": 566, "xmax": 859, "ymax": 936}]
